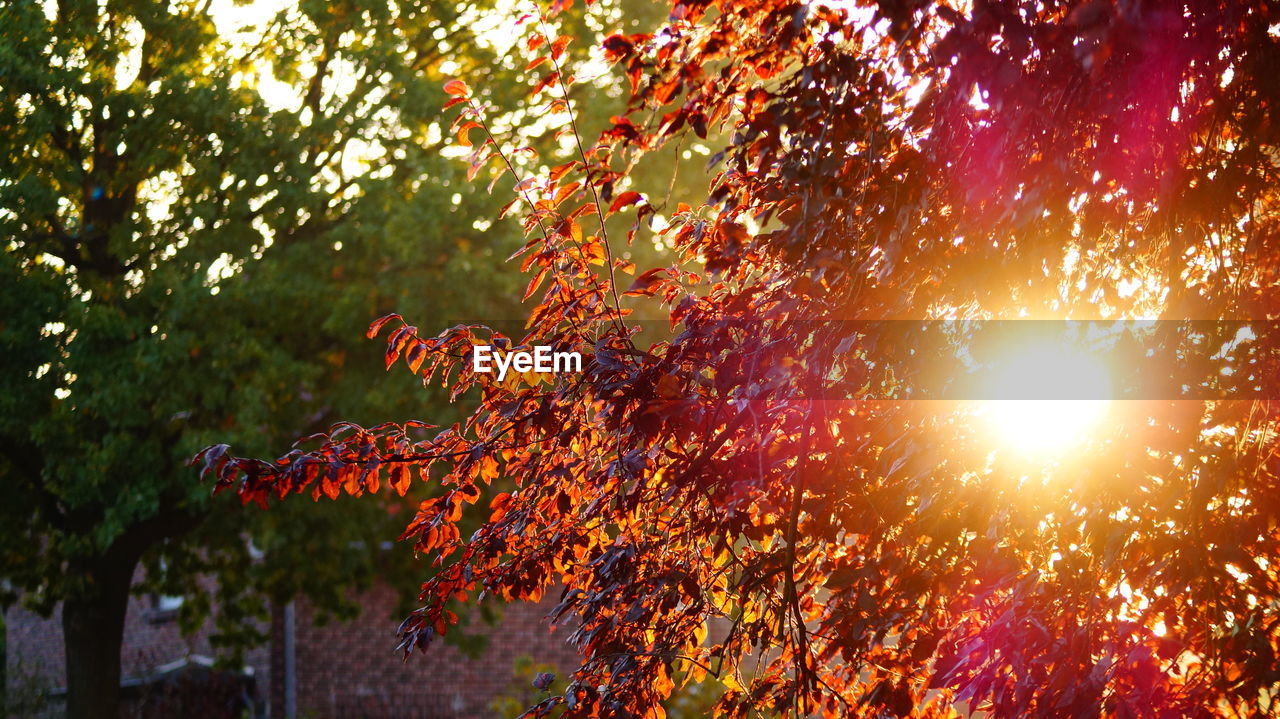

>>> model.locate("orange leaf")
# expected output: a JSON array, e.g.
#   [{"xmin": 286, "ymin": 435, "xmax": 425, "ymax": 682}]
[
  {"xmin": 554, "ymin": 181, "xmax": 581, "ymax": 206},
  {"xmin": 580, "ymin": 240, "xmax": 606, "ymax": 265},
  {"xmin": 549, "ymin": 162, "xmax": 578, "ymax": 182},
  {"xmin": 456, "ymin": 121, "xmax": 481, "ymax": 147},
  {"xmin": 551, "ymin": 35, "xmax": 572, "ymax": 60},
  {"xmin": 525, "ymin": 267, "xmax": 549, "ymax": 300},
  {"xmin": 406, "ymin": 341, "xmax": 428, "ymax": 373}
]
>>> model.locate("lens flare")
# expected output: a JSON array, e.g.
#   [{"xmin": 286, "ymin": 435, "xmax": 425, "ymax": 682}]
[{"xmin": 977, "ymin": 344, "xmax": 1112, "ymax": 455}]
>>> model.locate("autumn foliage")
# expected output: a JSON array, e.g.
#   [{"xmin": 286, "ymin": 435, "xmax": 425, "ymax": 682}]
[{"xmin": 200, "ymin": 1, "xmax": 1280, "ymax": 716}]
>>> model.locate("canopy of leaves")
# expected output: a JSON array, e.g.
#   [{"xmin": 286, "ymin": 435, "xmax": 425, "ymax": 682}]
[{"xmin": 208, "ymin": 0, "xmax": 1280, "ymax": 716}]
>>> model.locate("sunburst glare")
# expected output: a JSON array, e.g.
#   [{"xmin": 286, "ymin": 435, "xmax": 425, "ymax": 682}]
[{"xmin": 976, "ymin": 343, "xmax": 1113, "ymax": 455}]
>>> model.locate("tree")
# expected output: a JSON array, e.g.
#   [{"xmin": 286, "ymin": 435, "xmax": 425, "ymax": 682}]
[
  {"xmin": 0, "ymin": 0, "xmax": 561, "ymax": 716},
  {"xmin": 206, "ymin": 0, "xmax": 1280, "ymax": 717}
]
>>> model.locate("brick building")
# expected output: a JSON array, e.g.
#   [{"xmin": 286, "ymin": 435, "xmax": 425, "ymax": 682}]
[{"xmin": 4, "ymin": 578, "xmax": 580, "ymax": 718}]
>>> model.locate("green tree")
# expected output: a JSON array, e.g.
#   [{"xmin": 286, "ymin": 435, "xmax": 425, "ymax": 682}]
[{"xmin": 0, "ymin": 0, "xmax": 548, "ymax": 716}]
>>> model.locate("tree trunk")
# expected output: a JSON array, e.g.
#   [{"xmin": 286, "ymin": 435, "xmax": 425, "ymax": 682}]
[{"xmin": 61, "ymin": 554, "xmax": 137, "ymax": 719}]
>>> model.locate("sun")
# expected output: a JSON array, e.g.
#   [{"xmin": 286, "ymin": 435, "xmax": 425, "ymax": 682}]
[
  {"xmin": 975, "ymin": 343, "xmax": 1113, "ymax": 455},
  {"xmin": 980, "ymin": 397, "xmax": 1110, "ymax": 454}
]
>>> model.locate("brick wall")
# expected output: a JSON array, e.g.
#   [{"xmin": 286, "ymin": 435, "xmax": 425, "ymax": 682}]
[
  {"xmin": 4, "ymin": 570, "xmax": 271, "ymax": 716},
  {"xmin": 279, "ymin": 584, "xmax": 581, "ymax": 718},
  {"xmin": 6, "ymin": 577, "xmax": 580, "ymax": 718}
]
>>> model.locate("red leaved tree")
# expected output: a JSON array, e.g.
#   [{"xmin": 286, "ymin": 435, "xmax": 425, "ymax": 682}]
[{"xmin": 200, "ymin": 1, "xmax": 1280, "ymax": 716}]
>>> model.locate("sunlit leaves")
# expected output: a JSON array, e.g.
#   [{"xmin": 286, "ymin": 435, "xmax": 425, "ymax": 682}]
[
  {"xmin": 205, "ymin": 0, "xmax": 1280, "ymax": 717},
  {"xmin": 443, "ymin": 79, "xmax": 471, "ymax": 96}
]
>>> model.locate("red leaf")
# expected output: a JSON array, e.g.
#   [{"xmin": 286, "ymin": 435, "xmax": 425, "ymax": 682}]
[
  {"xmin": 608, "ymin": 191, "xmax": 643, "ymax": 215},
  {"xmin": 602, "ymin": 34, "xmax": 634, "ymax": 63},
  {"xmin": 322, "ymin": 478, "xmax": 340, "ymax": 500},
  {"xmin": 406, "ymin": 341, "xmax": 429, "ymax": 373},
  {"xmin": 367, "ymin": 313, "xmax": 402, "ymax": 339},
  {"xmin": 193, "ymin": 443, "xmax": 229, "ymax": 481},
  {"xmin": 390, "ymin": 464, "xmax": 411, "ymax": 496},
  {"xmin": 443, "ymin": 79, "xmax": 470, "ymax": 96},
  {"xmin": 624, "ymin": 267, "xmax": 667, "ymax": 297},
  {"xmin": 385, "ymin": 326, "xmax": 416, "ymax": 369},
  {"xmin": 532, "ymin": 71, "xmax": 560, "ymax": 96}
]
